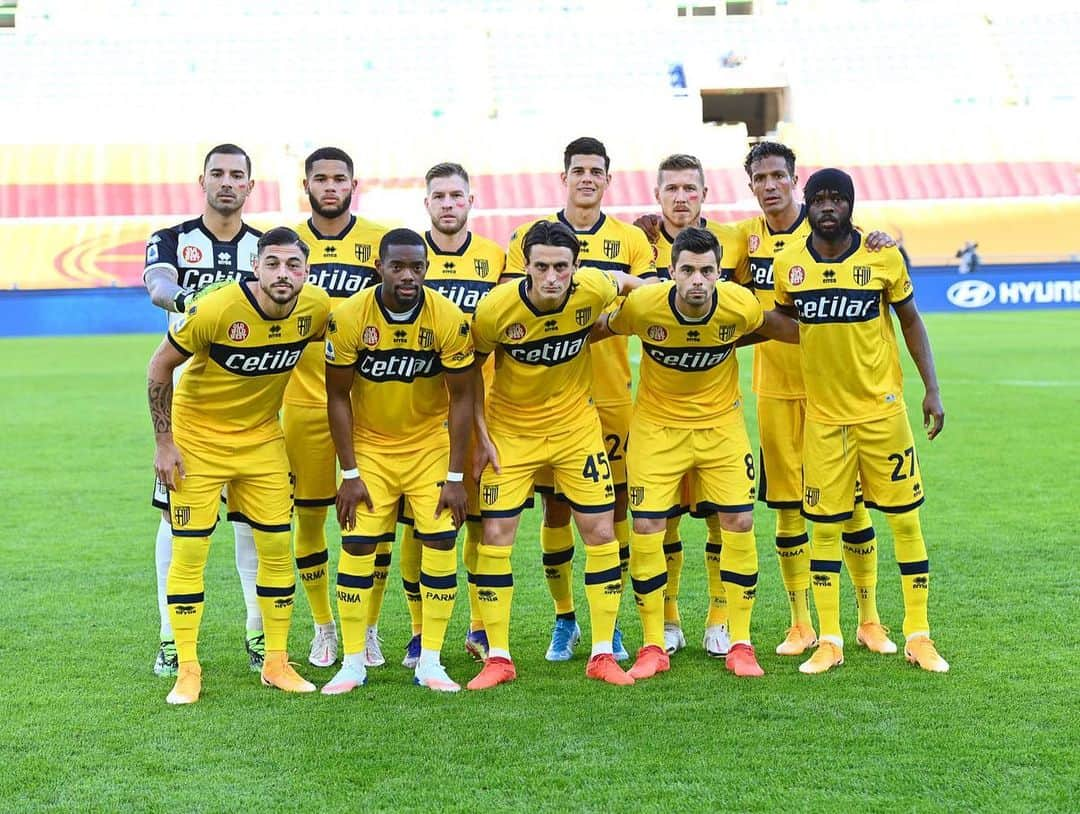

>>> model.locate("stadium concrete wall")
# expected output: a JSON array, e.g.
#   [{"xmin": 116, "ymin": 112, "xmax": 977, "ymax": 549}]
[{"xmin": 1, "ymin": 263, "xmax": 1078, "ymax": 338}]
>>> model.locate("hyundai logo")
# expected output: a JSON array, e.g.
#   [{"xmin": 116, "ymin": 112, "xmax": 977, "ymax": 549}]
[{"xmin": 947, "ymin": 279, "xmax": 995, "ymax": 309}]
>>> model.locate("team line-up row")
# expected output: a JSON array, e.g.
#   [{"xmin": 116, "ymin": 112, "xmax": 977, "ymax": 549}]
[{"xmin": 144, "ymin": 137, "xmax": 949, "ymax": 705}]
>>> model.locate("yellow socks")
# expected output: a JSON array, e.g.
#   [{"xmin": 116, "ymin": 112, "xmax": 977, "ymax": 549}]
[
  {"xmin": 704, "ymin": 514, "xmax": 727, "ymax": 626},
  {"xmin": 774, "ymin": 507, "xmax": 812, "ymax": 626},
  {"xmin": 887, "ymin": 509, "xmax": 931, "ymax": 637},
  {"xmin": 615, "ymin": 518, "xmax": 631, "ymax": 576},
  {"xmin": 463, "ymin": 521, "xmax": 484, "ymax": 631},
  {"xmin": 294, "ymin": 506, "xmax": 332, "ymax": 626},
  {"xmin": 584, "ymin": 540, "xmax": 622, "ymax": 647},
  {"xmin": 629, "ymin": 530, "xmax": 667, "ymax": 648},
  {"xmin": 540, "ymin": 523, "xmax": 575, "ymax": 616},
  {"xmin": 809, "ymin": 523, "xmax": 843, "ymax": 641},
  {"xmin": 366, "ymin": 540, "xmax": 392, "ymax": 630},
  {"xmin": 662, "ymin": 517, "xmax": 684, "ymax": 625},
  {"xmin": 400, "ymin": 526, "xmax": 423, "ymax": 635},
  {"xmin": 841, "ymin": 501, "xmax": 879, "ymax": 625},
  {"xmin": 474, "ymin": 544, "xmax": 514, "ymax": 655},
  {"xmin": 719, "ymin": 528, "xmax": 758, "ymax": 643},
  {"xmin": 252, "ymin": 529, "xmax": 296, "ymax": 653},
  {"xmin": 336, "ymin": 550, "xmax": 375, "ymax": 655},
  {"xmin": 167, "ymin": 533, "xmax": 211, "ymax": 664},
  {"xmin": 420, "ymin": 545, "xmax": 457, "ymax": 653}
]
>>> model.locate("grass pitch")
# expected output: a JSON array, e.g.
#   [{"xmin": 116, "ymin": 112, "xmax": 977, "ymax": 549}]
[{"xmin": 0, "ymin": 310, "xmax": 1077, "ymax": 812}]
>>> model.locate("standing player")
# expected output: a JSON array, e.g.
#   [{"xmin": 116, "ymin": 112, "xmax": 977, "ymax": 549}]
[
  {"xmin": 505, "ymin": 137, "xmax": 656, "ymax": 662},
  {"xmin": 395, "ymin": 162, "xmax": 506, "ymax": 667},
  {"xmin": 634, "ymin": 153, "xmax": 751, "ymax": 657},
  {"xmin": 147, "ymin": 226, "xmax": 331, "ymax": 704},
  {"xmin": 322, "ymin": 228, "xmax": 475, "ymax": 694},
  {"xmin": 772, "ymin": 169, "xmax": 949, "ymax": 674},
  {"xmin": 737, "ymin": 142, "xmax": 894, "ymax": 658},
  {"xmin": 285, "ymin": 147, "xmax": 387, "ymax": 669},
  {"xmin": 142, "ymin": 143, "xmax": 266, "ymax": 677},
  {"xmin": 600, "ymin": 227, "xmax": 797, "ymax": 679},
  {"xmin": 469, "ymin": 221, "xmax": 650, "ymax": 689}
]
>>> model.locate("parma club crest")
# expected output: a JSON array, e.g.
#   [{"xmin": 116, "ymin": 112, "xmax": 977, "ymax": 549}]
[
  {"xmin": 575, "ymin": 307, "xmax": 593, "ymax": 326},
  {"xmin": 474, "ymin": 259, "xmax": 490, "ymax": 278},
  {"xmin": 482, "ymin": 484, "xmax": 499, "ymax": 505},
  {"xmin": 852, "ymin": 265, "xmax": 872, "ymax": 286},
  {"xmin": 718, "ymin": 324, "xmax": 736, "ymax": 342},
  {"xmin": 296, "ymin": 315, "xmax": 312, "ymax": 336},
  {"xmin": 603, "ymin": 239, "xmax": 621, "ymax": 260},
  {"xmin": 355, "ymin": 244, "xmax": 372, "ymax": 263},
  {"xmin": 172, "ymin": 506, "xmax": 190, "ymax": 527},
  {"xmin": 804, "ymin": 486, "xmax": 820, "ymax": 507},
  {"xmin": 628, "ymin": 486, "xmax": 644, "ymax": 506},
  {"xmin": 418, "ymin": 328, "xmax": 434, "ymax": 348}
]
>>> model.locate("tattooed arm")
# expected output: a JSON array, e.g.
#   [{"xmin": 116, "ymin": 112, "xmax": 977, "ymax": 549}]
[{"xmin": 147, "ymin": 338, "xmax": 189, "ymax": 490}]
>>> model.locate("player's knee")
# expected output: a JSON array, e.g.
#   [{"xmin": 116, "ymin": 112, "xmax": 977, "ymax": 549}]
[
  {"xmin": 885, "ymin": 508, "xmax": 921, "ymax": 540},
  {"xmin": 481, "ymin": 516, "xmax": 517, "ymax": 547},
  {"xmin": 578, "ymin": 517, "xmax": 616, "ymax": 546},
  {"xmin": 341, "ymin": 541, "xmax": 377, "ymax": 557},
  {"xmin": 633, "ymin": 516, "xmax": 666, "ymax": 535},
  {"xmin": 717, "ymin": 511, "xmax": 753, "ymax": 534}
]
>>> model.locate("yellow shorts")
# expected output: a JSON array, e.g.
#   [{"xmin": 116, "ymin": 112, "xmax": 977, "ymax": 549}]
[
  {"xmin": 596, "ymin": 400, "xmax": 631, "ymax": 489},
  {"xmin": 345, "ymin": 442, "xmax": 457, "ymax": 545},
  {"xmin": 756, "ymin": 395, "xmax": 805, "ymax": 509},
  {"xmin": 802, "ymin": 410, "xmax": 925, "ymax": 522},
  {"xmin": 398, "ymin": 436, "xmax": 484, "ymax": 526},
  {"xmin": 480, "ymin": 413, "xmax": 614, "ymax": 518},
  {"xmin": 283, "ymin": 403, "xmax": 337, "ymax": 507},
  {"xmin": 166, "ymin": 436, "xmax": 293, "ymax": 536},
  {"xmin": 627, "ymin": 413, "xmax": 756, "ymax": 519}
]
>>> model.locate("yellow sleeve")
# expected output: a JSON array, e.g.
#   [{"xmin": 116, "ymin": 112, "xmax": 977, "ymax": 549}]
[
  {"xmin": 714, "ymin": 223, "xmax": 749, "ymax": 284},
  {"xmin": 326, "ymin": 302, "xmax": 359, "ymax": 367},
  {"xmin": 504, "ymin": 222, "xmax": 532, "ymax": 277},
  {"xmin": 440, "ymin": 303, "xmax": 476, "ymax": 371},
  {"xmin": 884, "ymin": 249, "xmax": 914, "ymax": 305},
  {"xmin": 471, "ymin": 297, "xmax": 498, "ymax": 355},
  {"xmin": 731, "ymin": 283, "xmax": 764, "ymax": 335},
  {"xmin": 772, "ymin": 257, "xmax": 793, "ymax": 307},
  {"xmin": 168, "ymin": 293, "xmax": 219, "ymax": 356},
  {"xmin": 732, "ymin": 220, "xmax": 753, "ymax": 287}
]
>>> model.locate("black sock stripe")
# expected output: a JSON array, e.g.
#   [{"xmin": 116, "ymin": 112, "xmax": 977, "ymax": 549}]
[
  {"xmin": 720, "ymin": 570, "xmax": 758, "ymax": 587},
  {"xmin": 810, "ymin": 559, "xmax": 842, "ymax": 573},
  {"xmin": 705, "ymin": 543, "xmax": 723, "ymax": 555},
  {"xmin": 631, "ymin": 572, "xmax": 667, "ymax": 595},
  {"xmin": 296, "ymin": 550, "xmax": 329, "ymax": 569},
  {"xmin": 373, "ymin": 553, "xmax": 392, "ymax": 567},
  {"xmin": 420, "ymin": 572, "xmax": 457, "ymax": 590},
  {"xmin": 898, "ymin": 559, "xmax": 930, "ymax": 575},
  {"xmin": 226, "ymin": 511, "xmax": 291, "ymax": 533},
  {"xmin": 402, "ymin": 578, "xmax": 420, "ymax": 594},
  {"xmin": 775, "ymin": 533, "xmax": 810, "ymax": 548},
  {"xmin": 842, "ymin": 527, "xmax": 876, "ymax": 544},
  {"xmin": 662, "ymin": 541, "xmax": 684, "ymax": 555},
  {"xmin": 342, "ymin": 532, "xmax": 396, "ymax": 545},
  {"xmin": 472, "ymin": 572, "xmax": 513, "ymax": 588},
  {"xmin": 584, "ymin": 566, "xmax": 622, "ymax": 585},
  {"xmin": 167, "ymin": 592, "xmax": 204, "ymax": 604},
  {"xmin": 256, "ymin": 584, "xmax": 295, "ymax": 597},
  {"xmin": 618, "ymin": 546, "xmax": 630, "ymax": 561},
  {"xmin": 415, "ymin": 530, "xmax": 458, "ymax": 543},
  {"xmin": 465, "ymin": 572, "xmax": 477, "ymax": 585},
  {"xmin": 338, "ymin": 573, "xmax": 374, "ymax": 589},
  {"xmin": 542, "ymin": 547, "xmax": 575, "ymax": 566}
]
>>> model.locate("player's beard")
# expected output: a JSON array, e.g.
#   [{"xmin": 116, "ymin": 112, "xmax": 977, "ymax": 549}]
[
  {"xmin": 431, "ymin": 211, "xmax": 467, "ymax": 236},
  {"xmin": 209, "ymin": 192, "xmax": 246, "ymax": 216},
  {"xmin": 263, "ymin": 278, "xmax": 298, "ymax": 305},
  {"xmin": 809, "ymin": 209, "xmax": 852, "ymax": 241},
  {"xmin": 309, "ymin": 190, "xmax": 352, "ymax": 219}
]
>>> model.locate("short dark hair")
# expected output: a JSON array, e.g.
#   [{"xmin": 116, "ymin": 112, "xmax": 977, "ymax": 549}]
[
  {"xmin": 204, "ymin": 143, "xmax": 251, "ymax": 176},
  {"xmin": 743, "ymin": 141, "xmax": 796, "ymax": 179},
  {"xmin": 304, "ymin": 146, "xmax": 354, "ymax": 177},
  {"xmin": 563, "ymin": 137, "xmax": 610, "ymax": 172},
  {"xmin": 657, "ymin": 153, "xmax": 705, "ymax": 186},
  {"xmin": 379, "ymin": 227, "xmax": 427, "ymax": 260},
  {"xmin": 425, "ymin": 162, "xmax": 470, "ymax": 188},
  {"xmin": 257, "ymin": 226, "xmax": 309, "ymax": 259},
  {"xmin": 671, "ymin": 226, "xmax": 721, "ymax": 265},
  {"xmin": 523, "ymin": 221, "xmax": 580, "ymax": 265}
]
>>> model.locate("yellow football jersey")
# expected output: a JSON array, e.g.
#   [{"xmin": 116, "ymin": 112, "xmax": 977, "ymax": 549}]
[
  {"xmin": 735, "ymin": 207, "xmax": 810, "ymax": 400},
  {"xmin": 655, "ymin": 218, "xmax": 749, "ymax": 285},
  {"xmin": 284, "ymin": 215, "xmax": 387, "ymax": 408},
  {"xmin": 506, "ymin": 211, "xmax": 655, "ymax": 407},
  {"xmin": 424, "ymin": 230, "xmax": 504, "ymax": 392},
  {"xmin": 169, "ymin": 280, "xmax": 331, "ymax": 451},
  {"xmin": 773, "ymin": 232, "xmax": 913, "ymax": 426},
  {"xmin": 326, "ymin": 285, "xmax": 474, "ymax": 452},
  {"xmin": 472, "ymin": 267, "xmax": 619, "ymax": 436},
  {"xmin": 609, "ymin": 280, "xmax": 762, "ymax": 428}
]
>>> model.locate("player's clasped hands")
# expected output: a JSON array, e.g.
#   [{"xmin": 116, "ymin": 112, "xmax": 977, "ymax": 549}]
[{"xmin": 336, "ymin": 476, "xmax": 374, "ymax": 531}]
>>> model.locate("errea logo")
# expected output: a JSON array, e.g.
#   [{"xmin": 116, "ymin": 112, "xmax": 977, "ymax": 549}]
[{"xmin": 947, "ymin": 280, "xmax": 995, "ymax": 309}]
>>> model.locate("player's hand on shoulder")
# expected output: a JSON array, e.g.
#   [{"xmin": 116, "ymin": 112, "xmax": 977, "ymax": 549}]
[
  {"xmin": 863, "ymin": 230, "xmax": 897, "ymax": 251},
  {"xmin": 633, "ymin": 213, "xmax": 662, "ymax": 245}
]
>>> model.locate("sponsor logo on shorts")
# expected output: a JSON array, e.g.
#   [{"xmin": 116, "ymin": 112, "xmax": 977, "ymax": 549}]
[
  {"xmin": 853, "ymin": 265, "xmax": 872, "ymax": 286},
  {"xmin": 628, "ymin": 486, "xmax": 644, "ymax": 506},
  {"xmin": 363, "ymin": 326, "xmax": 380, "ymax": 346},
  {"xmin": 788, "ymin": 266, "xmax": 805, "ymax": 285},
  {"xmin": 296, "ymin": 315, "xmax": 312, "ymax": 336},
  {"xmin": 482, "ymin": 485, "xmax": 499, "ymax": 505},
  {"xmin": 647, "ymin": 325, "xmax": 668, "ymax": 341},
  {"xmin": 228, "ymin": 321, "xmax": 249, "ymax": 342},
  {"xmin": 748, "ymin": 234, "xmax": 760, "ymax": 253},
  {"xmin": 603, "ymin": 239, "xmax": 621, "ymax": 259},
  {"xmin": 804, "ymin": 486, "xmax": 820, "ymax": 507},
  {"xmin": 575, "ymin": 307, "xmax": 593, "ymax": 327},
  {"xmin": 181, "ymin": 246, "xmax": 204, "ymax": 264},
  {"xmin": 173, "ymin": 506, "xmax": 190, "ymax": 526},
  {"xmin": 505, "ymin": 322, "xmax": 526, "ymax": 340}
]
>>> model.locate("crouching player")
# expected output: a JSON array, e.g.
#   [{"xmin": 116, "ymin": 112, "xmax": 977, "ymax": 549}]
[
  {"xmin": 598, "ymin": 226, "xmax": 798, "ymax": 678},
  {"xmin": 323, "ymin": 228, "xmax": 475, "ymax": 694},
  {"xmin": 147, "ymin": 227, "xmax": 331, "ymax": 704}
]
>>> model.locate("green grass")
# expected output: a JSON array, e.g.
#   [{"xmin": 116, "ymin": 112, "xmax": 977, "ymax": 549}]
[{"xmin": 1, "ymin": 311, "xmax": 1077, "ymax": 812}]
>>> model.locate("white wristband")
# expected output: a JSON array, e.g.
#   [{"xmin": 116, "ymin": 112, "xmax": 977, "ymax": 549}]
[
  {"xmin": 341, "ymin": 468, "xmax": 360, "ymax": 480},
  {"xmin": 445, "ymin": 471, "xmax": 464, "ymax": 483}
]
